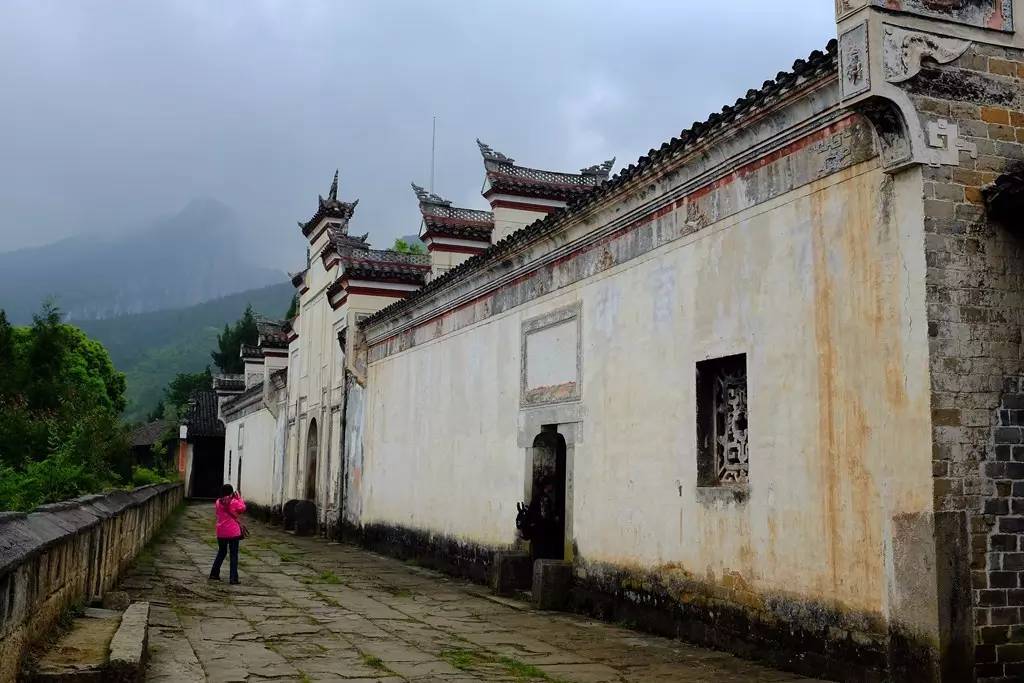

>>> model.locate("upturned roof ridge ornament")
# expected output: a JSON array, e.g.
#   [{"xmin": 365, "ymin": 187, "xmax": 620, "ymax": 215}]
[
  {"xmin": 411, "ymin": 182, "xmax": 452, "ymax": 206},
  {"xmin": 476, "ymin": 138, "xmax": 515, "ymax": 164},
  {"xmin": 328, "ymin": 169, "xmax": 339, "ymax": 201},
  {"xmin": 581, "ymin": 158, "xmax": 615, "ymax": 177}
]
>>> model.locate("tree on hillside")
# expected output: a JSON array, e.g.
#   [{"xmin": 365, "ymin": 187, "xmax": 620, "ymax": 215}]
[
  {"xmin": 392, "ymin": 237, "xmax": 426, "ymax": 255},
  {"xmin": 211, "ymin": 305, "xmax": 258, "ymax": 374},
  {"xmin": 146, "ymin": 400, "xmax": 166, "ymax": 423},
  {"xmin": 285, "ymin": 294, "xmax": 299, "ymax": 320},
  {"xmin": 0, "ymin": 304, "xmax": 132, "ymax": 510},
  {"xmin": 165, "ymin": 368, "xmax": 213, "ymax": 414}
]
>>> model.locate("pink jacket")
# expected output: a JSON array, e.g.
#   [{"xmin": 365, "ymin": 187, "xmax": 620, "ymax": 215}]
[{"xmin": 214, "ymin": 495, "xmax": 246, "ymax": 539}]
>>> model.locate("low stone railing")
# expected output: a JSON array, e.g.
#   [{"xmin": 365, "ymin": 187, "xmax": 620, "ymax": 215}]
[{"xmin": 0, "ymin": 482, "xmax": 183, "ymax": 683}]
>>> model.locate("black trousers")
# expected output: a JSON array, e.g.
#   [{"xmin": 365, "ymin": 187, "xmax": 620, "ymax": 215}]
[{"xmin": 210, "ymin": 537, "xmax": 240, "ymax": 582}]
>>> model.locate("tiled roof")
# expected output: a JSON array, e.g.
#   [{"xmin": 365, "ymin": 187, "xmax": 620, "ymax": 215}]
[
  {"xmin": 240, "ymin": 344, "xmax": 263, "ymax": 359},
  {"xmin": 478, "ymin": 140, "xmax": 613, "ymax": 202},
  {"xmin": 363, "ymin": 40, "xmax": 839, "ymax": 329},
  {"xmin": 344, "ymin": 261, "xmax": 430, "ymax": 284},
  {"xmin": 184, "ymin": 389, "xmax": 224, "ymax": 438},
  {"xmin": 299, "ymin": 171, "xmax": 358, "ymax": 237},
  {"xmin": 257, "ymin": 319, "xmax": 289, "ymax": 349},
  {"xmin": 327, "ymin": 227, "xmax": 372, "ymax": 256},
  {"xmin": 423, "ymin": 222, "xmax": 494, "ymax": 242},
  {"xmin": 130, "ymin": 420, "xmax": 168, "ymax": 447},
  {"xmin": 213, "ymin": 374, "xmax": 245, "ymax": 392},
  {"xmin": 412, "ymin": 183, "xmax": 494, "ymax": 242}
]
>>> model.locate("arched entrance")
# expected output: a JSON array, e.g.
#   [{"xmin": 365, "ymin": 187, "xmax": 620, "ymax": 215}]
[
  {"xmin": 526, "ymin": 430, "xmax": 567, "ymax": 562},
  {"xmin": 305, "ymin": 419, "xmax": 318, "ymax": 501}
]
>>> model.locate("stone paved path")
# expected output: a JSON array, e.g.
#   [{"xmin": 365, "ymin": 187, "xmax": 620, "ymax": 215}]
[{"xmin": 119, "ymin": 503, "xmax": 827, "ymax": 682}]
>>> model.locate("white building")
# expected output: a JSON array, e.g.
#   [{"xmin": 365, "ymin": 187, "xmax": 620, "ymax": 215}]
[{"xmin": 216, "ymin": 2, "xmax": 1024, "ymax": 678}]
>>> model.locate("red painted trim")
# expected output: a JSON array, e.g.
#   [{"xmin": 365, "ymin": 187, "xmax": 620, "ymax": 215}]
[
  {"xmin": 262, "ymin": 349, "xmax": 288, "ymax": 357},
  {"xmin": 486, "ymin": 198, "xmax": 561, "ymax": 214},
  {"xmin": 426, "ymin": 243, "xmax": 488, "ymax": 255},
  {"xmin": 342, "ymin": 275, "xmax": 425, "ymax": 286},
  {"xmin": 329, "ymin": 293, "xmax": 348, "ymax": 310},
  {"xmin": 346, "ymin": 286, "xmax": 415, "ymax": 298},
  {"xmin": 308, "ymin": 223, "xmax": 325, "ymax": 243},
  {"xmin": 299, "ymin": 286, "xmax": 309, "ymax": 295},
  {"xmin": 371, "ymin": 114, "xmax": 860, "ymax": 351}
]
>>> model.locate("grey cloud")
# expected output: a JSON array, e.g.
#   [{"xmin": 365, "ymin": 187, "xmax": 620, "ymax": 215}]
[{"xmin": 0, "ymin": 1, "xmax": 836, "ymax": 270}]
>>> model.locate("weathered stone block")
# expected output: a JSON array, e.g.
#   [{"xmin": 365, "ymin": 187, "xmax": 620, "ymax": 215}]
[
  {"xmin": 292, "ymin": 500, "xmax": 317, "ymax": 536},
  {"xmin": 531, "ymin": 559, "xmax": 572, "ymax": 611},
  {"xmin": 101, "ymin": 591, "xmax": 131, "ymax": 611},
  {"xmin": 107, "ymin": 602, "xmax": 150, "ymax": 682},
  {"xmin": 491, "ymin": 552, "xmax": 532, "ymax": 597},
  {"xmin": 281, "ymin": 499, "xmax": 299, "ymax": 531}
]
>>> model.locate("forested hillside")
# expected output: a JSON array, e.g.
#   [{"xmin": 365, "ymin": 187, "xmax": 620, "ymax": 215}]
[{"xmin": 78, "ymin": 282, "xmax": 293, "ymax": 421}]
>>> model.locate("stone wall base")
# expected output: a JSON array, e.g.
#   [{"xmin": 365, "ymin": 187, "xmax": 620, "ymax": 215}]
[
  {"xmin": 338, "ymin": 521, "xmax": 501, "ymax": 586},
  {"xmin": 328, "ymin": 520, "xmax": 942, "ymax": 681},
  {"xmin": 569, "ymin": 560, "xmax": 938, "ymax": 683}
]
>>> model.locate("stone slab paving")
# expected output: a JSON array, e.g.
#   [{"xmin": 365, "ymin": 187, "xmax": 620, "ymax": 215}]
[{"xmin": 119, "ymin": 504, "xmax": 828, "ymax": 683}]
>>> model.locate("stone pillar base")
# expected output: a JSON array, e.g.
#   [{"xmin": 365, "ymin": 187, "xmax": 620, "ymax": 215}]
[
  {"xmin": 492, "ymin": 552, "xmax": 532, "ymax": 597},
  {"xmin": 531, "ymin": 559, "xmax": 572, "ymax": 610}
]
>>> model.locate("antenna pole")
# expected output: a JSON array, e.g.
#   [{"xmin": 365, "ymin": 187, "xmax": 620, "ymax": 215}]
[{"xmin": 430, "ymin": 116, "xmax": 437, "ymax": 192}]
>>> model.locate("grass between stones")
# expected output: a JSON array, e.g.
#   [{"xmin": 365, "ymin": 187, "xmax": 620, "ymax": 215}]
[
  {"xmin": 360, "ymin": 653, "xmax": 393, "ymax": 674},
  {"xmin": 299, "ymin": 570, "xmax": 344, "ymax": 585},
  {"xmin": 439, "ymin": 648, "xmax": 565, "ymax": 681}
]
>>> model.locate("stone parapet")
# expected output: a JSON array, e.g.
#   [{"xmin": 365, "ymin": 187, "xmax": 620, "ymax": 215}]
[{"xmin": 0, "ymin": 483, "xmax": 183, "ymax": 683}]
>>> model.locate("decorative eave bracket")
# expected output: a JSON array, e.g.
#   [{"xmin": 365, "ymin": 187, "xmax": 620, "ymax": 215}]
[{"xmin": 837, "ymin": 11, "xmax": 978, "ymax": 173}]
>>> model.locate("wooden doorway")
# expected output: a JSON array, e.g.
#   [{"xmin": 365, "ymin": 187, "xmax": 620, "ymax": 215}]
[
  {"xmin": 528, "ymin": 430, "xmax": 567, "ymax": 562},
  {"xmin": 305, "ymin": 419, "xmax": 318, "ymax": 500}
]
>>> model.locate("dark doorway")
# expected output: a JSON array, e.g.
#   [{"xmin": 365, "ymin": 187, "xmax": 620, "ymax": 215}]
[
  {"xmin": 529, "ymin": 430, "xmax": 567, "ymax": 562},
  {"xmin": 305, "ymin": 419, "xmax": 318, "ymax": 501},
  {"xmin": 189, "ymin": 436, "xmax": 225, "ymax": 498}
]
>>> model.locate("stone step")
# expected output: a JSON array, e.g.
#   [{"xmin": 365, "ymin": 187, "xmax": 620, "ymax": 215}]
[{"xmin": 23, "ymin": 603, "xmax": 150, "ymax": 682}]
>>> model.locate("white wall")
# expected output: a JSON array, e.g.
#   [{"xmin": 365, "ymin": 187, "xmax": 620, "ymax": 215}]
[{"xmin": 361, "ymin": 161, "xmax": 933, "ymax": 616}]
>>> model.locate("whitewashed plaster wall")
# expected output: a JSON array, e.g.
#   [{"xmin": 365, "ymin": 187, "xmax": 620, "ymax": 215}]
[
  {"xmin": 361, "ymin": 160, "xmax": 934, "ymax": 617},
  {"xmin": 222, "ymin": 408, "xmax": 277, "ymax": 506}
]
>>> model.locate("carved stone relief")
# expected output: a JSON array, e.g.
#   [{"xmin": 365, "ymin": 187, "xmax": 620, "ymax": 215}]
[
  {"xmin": 926, "ymin": 118, "xmax": 979, "ymax": 165},
  {"xmin": 835, "ymin": 0, "xmax": 870, "ymax": 21},
  {"xmin": 870, "ymin": 0, "xmax": 1012, "ymax": 32},
  {"xmin": 840, "ymin": 22, "xmax": 871, "ymax": 97},
  {"xmin": 860, "ymin": 99, "xmax": 915, "ymax": 169},
  {"xmin": 883, "ymin": 24, "xmax": 972, "ymax": 84},
  {"xmin": 715, "ymin": 371, "xmax": 749, "ymax": 483}
]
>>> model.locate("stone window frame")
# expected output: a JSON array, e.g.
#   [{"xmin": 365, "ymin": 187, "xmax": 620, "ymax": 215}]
[
  {"xmin": 520, "ymin": 303, "xmax": 583, "ymax": 408},
  {"xmin": 695, "ymin": 352, "xmax": 750, "ymax": 504}
]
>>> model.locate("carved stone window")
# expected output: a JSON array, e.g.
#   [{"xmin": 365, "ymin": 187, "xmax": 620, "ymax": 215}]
[{"xmin": 696, "ymin": 354, "xmax": 749, "ymax": 487}]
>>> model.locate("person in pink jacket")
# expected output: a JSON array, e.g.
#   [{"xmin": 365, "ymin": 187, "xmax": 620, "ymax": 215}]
[{"xmin": 209, "ymin": 484, "xmax": 246, "ymax": 584}]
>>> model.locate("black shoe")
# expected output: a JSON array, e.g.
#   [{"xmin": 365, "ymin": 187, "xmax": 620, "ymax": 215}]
[
  {"xmin": 208, "ymin": 576, "xmax": 220, "ymax": 581},
  {"xmin": 229, "ymin": 579, "xmax": 240, "ymax": 585}
]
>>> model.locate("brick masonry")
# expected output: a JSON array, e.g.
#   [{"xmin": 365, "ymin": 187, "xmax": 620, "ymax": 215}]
[{"xmin": 911, "ymin": 42, "xmax": 1024, "ymax": 683}]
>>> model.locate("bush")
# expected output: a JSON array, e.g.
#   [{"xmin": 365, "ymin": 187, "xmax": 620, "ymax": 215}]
[
  {"xmin": 131, "ymin": 466, "xmax": 170, "ymax": 487},
  {"xmin": 0, "ymin": 452, "xmax": 111, "ymax": 511},
  {"xmin": 0, "ymin": 304, "xmax": 133, "ymax": 511}
]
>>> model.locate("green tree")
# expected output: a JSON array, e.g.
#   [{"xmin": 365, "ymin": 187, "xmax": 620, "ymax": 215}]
[
  {"xmin": 0, "ymin": 303, "xmax": 131, "ymax": 510},
  {"xmin": 211, "ymin": 305, "xmax": 258, "ymax": 374},
  {"xmin": 392, "ymin": 237, "xmax": 426, "ymax": 255},
  {"xmin": 285, "ymin": 294, "xmax": 299, "ymax": 320},
  {"xmin": 146, "ymin": 399, "xmax": 166, "ymax": 422},
  {"xmin": 164, "ymin": 368, "xmax": 212, "ymax": 414}
]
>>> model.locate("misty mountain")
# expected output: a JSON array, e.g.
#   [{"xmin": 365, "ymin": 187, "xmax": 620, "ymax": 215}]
[
  {"xmin": 0, "ymin": 198, "xmax": 284, "ymax": 323},
  {"xmin": 77, "ymin": 281, "xmax": 294, "ymax": 422}
]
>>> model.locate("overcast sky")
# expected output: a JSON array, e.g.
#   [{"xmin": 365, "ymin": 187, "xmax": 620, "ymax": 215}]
[{"xmin": 0, "ymin": 1, "xmax": 836, "ymax": 270}]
